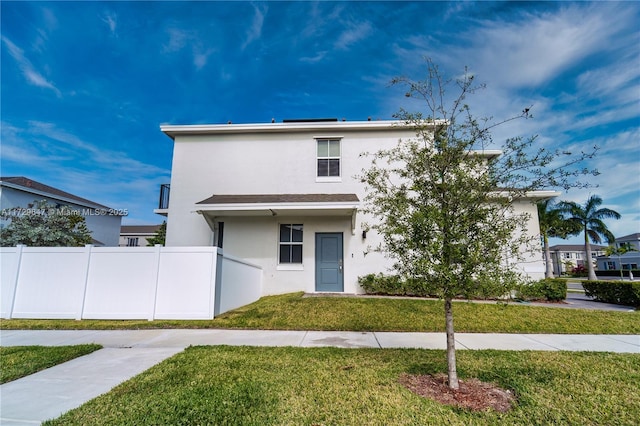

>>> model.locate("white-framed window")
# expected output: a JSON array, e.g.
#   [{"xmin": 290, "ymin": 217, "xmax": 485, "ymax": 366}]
[
  {"xmin": 316, "ymin": 138, "xmax": 341, "ymax": 180},
  {"xmin": 563, "ymin": 253, "xmax": 572, "ymax": 259},
  {"xmin": 606, "ymin": 261, "xmax": 616, "ymax": 270},
  {"xmin": 575, "ymin": 253, "xmax": 582, "ymax": 260},
  {"xmin": 127, "ymin": 237, "xmax": 139, "ymax": 247},
  {"xmin": 279, "ymin": 224, "xmax": 303, "ymax": 264}
]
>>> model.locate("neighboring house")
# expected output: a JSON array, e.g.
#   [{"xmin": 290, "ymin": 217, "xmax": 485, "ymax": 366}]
[
  {"xmin": 614, "ymin": 233, "xmax": 640, "ymax": 251},
  {"xmin": 595, "ymin": 233, "xmax": 640, "ymax": 273},
  {"xmin": 157, "ymin": 119, "xmax": 555, "ymax": 295},
  {"xmin": 0, "ymin": 176, "xmax": 122, "ymax": 246},
  {"xmin": 119, "ymin": 225, "xmax": 163, "ymax": 247},
  {"xmin": 548, "ymin": 244, "xmax": 606, "ymax": 276},
  {"xmin": 597, "ymin": 252, "xmax": 640, "ymax": 272}
]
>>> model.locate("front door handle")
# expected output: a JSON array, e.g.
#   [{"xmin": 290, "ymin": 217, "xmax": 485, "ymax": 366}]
[{"xmin": 338, "ymin": 259, "xmax": 343, "ymax": 272}]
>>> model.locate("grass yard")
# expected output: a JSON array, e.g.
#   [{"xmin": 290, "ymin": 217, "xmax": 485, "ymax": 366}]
[
  {"xmin": 0, "ymin": 344, "xmax": 102, "ymax": 384},
  {"xmin": 2, "ymin": 293, "xmax": 638, "ymax": 334},
  {"xmin": 44, "ymin": 346, "xmax": 640, "ymax": 426}
]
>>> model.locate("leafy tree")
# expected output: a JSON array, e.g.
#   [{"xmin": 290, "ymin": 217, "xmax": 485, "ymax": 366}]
[
  {"xmin": 537, "ymin": 199, "xmax": 582, "ymax": 278},
  {"xmin": 0, "ymin": 200, "xmax": 92, "ymax": 247},
  {"xmin": 360, "ymin": 60, "xmax": 597, "ymax": 389},
  {"xmin": 557, "ymin": 195, "xmax": 621, "ymax": 281},
  {"xmin": 146, "ymin": 221, "xmax": 166, "ymax": 246}
]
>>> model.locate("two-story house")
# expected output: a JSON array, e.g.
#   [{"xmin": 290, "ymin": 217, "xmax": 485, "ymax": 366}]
[
  {"xmin": 614, "ymin": 233, "xmax": 640, "ymax": 252},
  {"xmin": 548, "ymin": 244, "xmax": 606, "ymax": 276},
  {"xmin": 119, "ymin": 224, "xmax": 163, "ymax": 247},
  {"xmin": 157, "ymin": 119, "xmax": 553, "ymax": 295}
]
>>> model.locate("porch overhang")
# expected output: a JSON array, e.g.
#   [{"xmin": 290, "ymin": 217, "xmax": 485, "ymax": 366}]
[{"xmin": 195, "ymin": 194, "xmax": 360, "ymax": 234}]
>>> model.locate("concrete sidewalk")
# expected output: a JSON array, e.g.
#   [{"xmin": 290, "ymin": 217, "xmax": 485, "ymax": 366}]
[{"xmin": 1, "ymin": 329, "xmax": 639, "ymax": 425}]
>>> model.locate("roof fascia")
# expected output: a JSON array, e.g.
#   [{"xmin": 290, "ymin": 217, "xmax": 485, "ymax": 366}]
[
  {"xmin": 160, "ymin": 120, "xmax": 444, "ymax": 140},
  {"xmin": 491, "ymin": 190, "xmax": 561, "ymax": 200},
  {"xmin": 195, "ymin": 201, "xmax": 360, "ymax": 212}
]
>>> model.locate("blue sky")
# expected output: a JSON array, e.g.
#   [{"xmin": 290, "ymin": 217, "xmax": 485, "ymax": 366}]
[{"xmin": 1, "ymin": 1, "xmax": 638, "ymax": 245}]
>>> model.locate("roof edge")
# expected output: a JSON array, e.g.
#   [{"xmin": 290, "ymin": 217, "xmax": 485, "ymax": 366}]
[{"xmin": 160, "ymin": 119, "xmax": 445, "ymax": 139}]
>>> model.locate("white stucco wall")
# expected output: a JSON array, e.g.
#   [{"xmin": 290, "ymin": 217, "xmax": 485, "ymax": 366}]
[
  {"xmin": 216, "ymin": 215, "xmax": 390, "ymax": 295},
  {"xmin": 164, "ymin": 124, "xmax": 417, "ymax": 247},
  {"xmin": 511, "ymin": 199, "xmax": 546, "ymax": 280}
]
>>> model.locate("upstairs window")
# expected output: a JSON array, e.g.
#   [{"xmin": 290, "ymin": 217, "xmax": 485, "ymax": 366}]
[
  {"xmin": 279, "ymin": 224, "xmax": 303, "ymax": 264},
  {"xmin": 317, "ymin": 139, "xmax": 341, "ymax": 178},
  {"xmin": 127, "ymin": 237, "xmax": 139, "ymax": 247}
]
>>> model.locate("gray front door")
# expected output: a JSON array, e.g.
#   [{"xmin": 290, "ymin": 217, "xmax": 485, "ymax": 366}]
[{"xmin": 315, "ymin": 233, "xmax": 344, "ymax": 292}]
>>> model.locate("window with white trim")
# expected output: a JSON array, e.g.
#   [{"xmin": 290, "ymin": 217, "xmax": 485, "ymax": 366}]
[
  {"xmin": 127, "ymin": 237, "xmax": 139, "ymax": 247},
  {"xmin": 316, "ymin": 139, "xmax": 341, "ymax": 178},
  {"xmin": 279, "ymin": 224, "xmax": 303, "ymax": 263}
]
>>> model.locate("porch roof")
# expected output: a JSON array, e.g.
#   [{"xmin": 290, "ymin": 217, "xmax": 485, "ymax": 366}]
[{"xmin": 195, "ymin": 193, "xmax": 360, "ymax": 233}]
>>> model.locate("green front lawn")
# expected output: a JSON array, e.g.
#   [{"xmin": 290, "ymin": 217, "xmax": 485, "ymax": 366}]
[
  {"xmin": 0, "ymin": 344, "xmax": 102, "ymax": 383},
  {"xmin": 44, "ymin": 346, "xmax": 640, "ymax": 425},
  {"xmin": 2, "ymin": 293, "xmax": 638, "ymax": 334}
]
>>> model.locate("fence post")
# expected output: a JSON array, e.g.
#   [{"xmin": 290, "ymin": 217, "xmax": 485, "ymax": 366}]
[
  {"xmin": 213, "ymin": 248, "xmax": 224, "ymax": 317},
  {"xmin": 78, "ymin": 244, "xmax": 93, "ymax": 320},
  {"xmin": 6, "ymin": 245, "xmax": 25, "ymax": 319},
  {"xmin": 150, "ymin": 244, "xmax": 163, "ymax": 321}
]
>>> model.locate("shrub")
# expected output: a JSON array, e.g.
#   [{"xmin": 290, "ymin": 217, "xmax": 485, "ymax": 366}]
[
  {"xmin": 515, "ymin": 279, "xmax": 567, "ymax": 302},
  {"xmin": 357, "ymin": 274, "xmax": 431, "ymax": 296},
  {"xmin": 358, "ymin": 274, "xmax": 402, "ymax": 295},
  {"xmin": 358, "ymin": 273, "xmax": 537, "ymax": 300},
  {"xmin": 538, "ymin": 278, "xmax": 567, "ymax": 301},
  {"xmin": 570, "ymin": 265, "xmax": 588, "ymax": 277},
  {"xmin": 582, "ymin": 280, "xmax": 640, "ymax": 307}
]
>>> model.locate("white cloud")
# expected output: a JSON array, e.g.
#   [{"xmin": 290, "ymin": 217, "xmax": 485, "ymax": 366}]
[
  {"xmin": 164, "ymin": 27, "xmax": 191, "ymax": 52},
  {"xmin": 407, "ymin": 3, "xmax": 635, "ymax": 91},
  {"xmin": 1, "ymin": 36, "xmax": 61, "ymax": 97},
  {"xmin": 1, "ymin": 121, "xmax": 171, "ymax": 223},
  {"xmin": 242, "ymin": 4, "xmax": 267, "ymax": 50},
  {"xmin": 101, "ymin": 12, "xmax": 117, "ymax": 35},
  {"xmin": 193, "ymin": 47, "xmax": 215, "ymax": 70},
  {"xmin": 163, "ymin": 27, "xmax": 217, "ymax": 70},
  {"xmin": 478, "ymin": 9, "xmax": 615, "ymax": 87},
  {"xmin": 335, "ymin": 21, "xmax": 372, "ymax": 51},
  {"xmin": 5, "ymin": 121, "xmax": 168, "ymax": 177},
  {"xmin": 300, "ymin": 51, "xmax": 328, "ymax": 64}
]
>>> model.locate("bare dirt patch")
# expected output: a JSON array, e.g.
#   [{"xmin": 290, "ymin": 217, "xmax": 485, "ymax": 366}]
[{"xmin": 399, "ymin": 373, "xmax": 516, "ymax": 412}]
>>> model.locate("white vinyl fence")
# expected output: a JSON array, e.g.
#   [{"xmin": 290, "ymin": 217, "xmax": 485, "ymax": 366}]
[{"xmin": 1, "ymin": 245, "xmax": 262, "ymax": 320}]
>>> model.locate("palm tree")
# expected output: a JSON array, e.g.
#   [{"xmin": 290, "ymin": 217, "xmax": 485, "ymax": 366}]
[
  {"xmin": 558, "ymin": 195, "xmax": 621, "ymax": 281},
  {"xmin": 537, "ymin": 199, "xmax": 574, "ymax": 278},
  {"xmin": 537, "ymin": 199, "xmax": 582, "ymax": 278}
]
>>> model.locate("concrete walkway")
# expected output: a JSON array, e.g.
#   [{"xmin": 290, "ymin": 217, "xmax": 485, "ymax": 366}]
[{"xmin": 1, "ymin": 329, "xmax": 639, "ymax": 425}]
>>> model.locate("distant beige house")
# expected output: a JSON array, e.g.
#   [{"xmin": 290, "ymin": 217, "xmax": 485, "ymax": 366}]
[
  {"xmin": 548, "ymin": 244, "xmax": 606, "ymax": 276},
  {"xmin": 119, "ymin": 225, "xmax": 162, "ymax": 247}
]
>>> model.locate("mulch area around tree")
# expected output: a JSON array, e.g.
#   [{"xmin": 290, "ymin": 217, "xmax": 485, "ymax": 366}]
[{"xmin": 399, "ymin": 373, "xmax": 516, "ymax": 412}]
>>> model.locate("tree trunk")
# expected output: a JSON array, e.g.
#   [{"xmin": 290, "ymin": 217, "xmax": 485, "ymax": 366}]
[
  {"xmin": 543, "ymin": 234, "xmax": 554, "ymax": 278},
  {"xmin": 444, "ymin": 298, "xmax": 459, "ymax": 390},
  {"xmin": 584, "ymin": 229, "xmax": 597, "ymax": 281}
]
